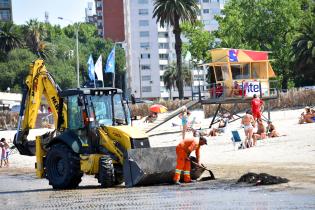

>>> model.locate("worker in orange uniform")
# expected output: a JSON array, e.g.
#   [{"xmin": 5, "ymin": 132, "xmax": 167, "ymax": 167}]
[{"xmin": 173, "ymin": 135, "xmax": 207, "ymax": 185}]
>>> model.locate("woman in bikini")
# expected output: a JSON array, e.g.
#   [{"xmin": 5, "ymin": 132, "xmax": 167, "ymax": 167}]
[
  {"xmin": 241, "ymin": 111, "xmax": 255, "ymax": 147},
  {"xmin": 179, "ymin": 106, "xmax": 190, "ymax": 139}
]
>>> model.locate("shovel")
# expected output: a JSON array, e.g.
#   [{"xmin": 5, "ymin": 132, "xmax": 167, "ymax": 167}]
[{"xmin": 190, "ymin": 160, "xmax": 215, "ymax": 181}]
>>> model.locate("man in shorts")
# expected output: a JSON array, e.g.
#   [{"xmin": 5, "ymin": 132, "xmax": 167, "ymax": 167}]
[{"xmin": 251, "ymin": 94, "xmax": 264, "ymax": 123}]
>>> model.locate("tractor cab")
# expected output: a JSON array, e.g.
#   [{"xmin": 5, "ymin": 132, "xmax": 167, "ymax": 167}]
[
  {"xmin": 58, "ymin": 88, "xmax": 131, "ymax": 154},
  {"xmin": 205, "ymin": 48, "xmax": 277, "ymax": 99},
  {"xmin": 59, "ymin": 88, "xmax": 130, "ymax": 130}
]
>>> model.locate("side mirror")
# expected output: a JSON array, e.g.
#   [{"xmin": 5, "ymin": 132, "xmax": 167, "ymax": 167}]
[{"xmin": 131, "ymin": 94, "xmax": 136, "ymax": 104}]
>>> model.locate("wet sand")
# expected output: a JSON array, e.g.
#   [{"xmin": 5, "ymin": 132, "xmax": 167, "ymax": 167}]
[{"xmin": 1, "ymin": 165, "xmax": 315, "ymax": 209}]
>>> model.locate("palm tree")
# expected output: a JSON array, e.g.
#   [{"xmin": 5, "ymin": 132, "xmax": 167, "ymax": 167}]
[
  {"xmin": 291, "ymin": 17, "xmax": 315, "ymax": 85},
  {"xmin": 0, "ymin": 22, "xmax": 23, "ymax": 55},
  {"xmin": 153, "ymin": 0, "xmax": 198, "ymax": 99},
  {"xmin": 182, "ymin": 64, "xmax": 192, "ymax": 87},
  {"xmin": 23, "ymin": 19, "xmax": 48, "ymax": 58},
  {"xmin": 163, "ymin": 63, "xmax": 192, "ymax": 99}
]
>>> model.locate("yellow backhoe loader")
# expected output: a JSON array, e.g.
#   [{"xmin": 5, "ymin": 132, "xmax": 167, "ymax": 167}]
[{"xmin": 14, "ymin": 59, "xmax": 205, "ymax": 189}]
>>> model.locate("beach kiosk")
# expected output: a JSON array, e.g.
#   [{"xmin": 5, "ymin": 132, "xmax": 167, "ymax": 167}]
[
  {"xmin": 202, "ymin": 48, "xmax": 278, "ymax": 127},
  {"xmin": 205, "ymin": 48, "xmax": 277, "ymax": 99}
]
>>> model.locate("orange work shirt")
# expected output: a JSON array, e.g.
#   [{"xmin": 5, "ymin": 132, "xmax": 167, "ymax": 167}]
[{"xmin": 177, "ymin": 138, "xmax": 200, "ymax": 160}]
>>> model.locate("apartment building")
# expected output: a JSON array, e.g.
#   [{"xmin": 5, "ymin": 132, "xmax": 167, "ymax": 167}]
[
  {"xmin": 95, "ymin": 0, "xmax": 125, "ymax": 42},
  {"xmin": 0, "ymin": 0, "xmax": 12, "ymax": 22},
  {"xmin": 96, "ymin": 0, "xmax": 227, "ymax": 99},
  {"xmin": 124, "ymin": 0, "xmax": 227, "ymax": 99},
  {"xmin": 85, "ymin": 2, "xmax": 96, "ymax": 24}
]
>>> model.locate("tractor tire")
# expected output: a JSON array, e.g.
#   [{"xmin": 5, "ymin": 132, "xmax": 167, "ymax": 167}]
[
  {"xmin": 98, "ymin": 155, "xmax": 115, "ymax": 188},
  {"xmin": 46, "ymin": 143, "xmax": 82, "ymax": 189},
  {"xmin": 114, "ymin": 165, "xmax": 124, "ymax": 185}
]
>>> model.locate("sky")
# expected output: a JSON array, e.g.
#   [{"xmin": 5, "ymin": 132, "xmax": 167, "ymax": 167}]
[{"xmin": 12, "ymin": 0, "xmax": 94, "ymax": 27}]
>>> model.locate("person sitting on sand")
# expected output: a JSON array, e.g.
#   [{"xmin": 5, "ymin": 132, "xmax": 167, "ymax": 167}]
[
  {"xmin": 311, "ymin": 108, "xmax": 315, "ymax": 121},
  {"xmin": 266, "ymin": 121, "xmax": 282, "ymax": 138},
  {"xmin": 216, "ymin": 118, "xmax": 229, "ymax": 134},
  {"xmin": 241, "ymin": 110, "xmax": 255, "ymax": 148},
  {"xmin": 299, "ymin": 106, "xmax": 314, "ymax": 124},
  {"xmin": 144, "ymin": 112, "xmax": 158, "ymax": 123},
  {"xmin": 253, "ymin": 119, "xmax": 267, "ymax": 145}
]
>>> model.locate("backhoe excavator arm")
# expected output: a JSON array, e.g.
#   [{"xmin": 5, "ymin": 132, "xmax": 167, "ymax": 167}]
[{"xmin": 14, "ymin": 59, "xmax": 67, "ymax": 156}]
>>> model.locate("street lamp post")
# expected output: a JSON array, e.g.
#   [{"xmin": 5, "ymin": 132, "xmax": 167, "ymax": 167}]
[
  {"xmin": 198, "ymin": 67, "xmax": 201, "ymax": 101},
  {"xmin": 58, "ymin": 17, "xmax": 80, "ymax": 88},
  {"xmin": 75, "ymin": 28, "xmax": 79, "ymax": 88},
  {"xmin": 138, "ymin": 57, "xmax": 142, "ymax": 100}
]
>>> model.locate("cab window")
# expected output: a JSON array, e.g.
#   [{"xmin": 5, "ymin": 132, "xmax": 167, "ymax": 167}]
[
  {"xmin": 113, "ymin": 94, "xmax": 127, "ymax": 124},
  {"xmin": 67, "ymin": 96, "xmax": 84, "ymax": 129}
]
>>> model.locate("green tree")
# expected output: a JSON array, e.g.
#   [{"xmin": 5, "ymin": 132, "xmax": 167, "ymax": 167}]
[
  {"xmin": 153, "ymin": 0, "xmax": 198, "ymax": 99},
  {"xmin": 181, "ymin": 21, "xmax": 215, "ymax": 63},
  {"xmin": 0, "ymin": 48, "xmax": 36, "ymax": 92},
  {"xmin": 215, "ymin": 0, "xmax": 306, "ymax": 88},
  {"xmin": 43, "ymin": 23, "xmax": 64, "ymax": 42},
  {"xmin": 291, "ymin": 16, "xmax": 315, "ymax": 86},
  {"xmin": 163, "ymin": 63, "xmax": 177, "ymax": 99},
  {"xmin": 0, "ymin": 20, "xmax": 127, "ymax": 92},
  {"xmin": 0, "ymin": 22, "xmax": 23, "ymax": 59},
  {"xmin": 63, "ymin": 23, "xmax": 98, "ymax": 43}
]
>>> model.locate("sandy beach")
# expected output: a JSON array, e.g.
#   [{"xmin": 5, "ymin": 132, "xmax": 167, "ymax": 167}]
[
  {"xmin": 2, "ymin": 108, "xmax": 314, "ymax": 186},
  {"xmin": 0, "ymin": 108, "xmax": 314, "ymax": 209}
]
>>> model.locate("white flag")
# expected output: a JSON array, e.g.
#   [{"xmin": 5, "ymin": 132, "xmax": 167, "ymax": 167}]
[{"xmin": 94, "ymin": 55, "xmax": 103, "ymax": 82}]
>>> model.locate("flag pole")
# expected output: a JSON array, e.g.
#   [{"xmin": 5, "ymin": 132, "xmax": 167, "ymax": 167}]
[
  {"xmin": 113, "ymin": 72, "xmax": 115, "ymax": 88},
  {"xmin": 112, "ymin": 43, "xmax": 116, "ymax": 88}
]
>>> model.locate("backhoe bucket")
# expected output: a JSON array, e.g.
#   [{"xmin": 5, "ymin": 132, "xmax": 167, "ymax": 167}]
[
  {"xmin": 123, "ymin": 146, "xmax": 205, "ymax": 187},
  {"xmin": 13, "ymin": 130, "xmax": 36, "ymax": 156}
]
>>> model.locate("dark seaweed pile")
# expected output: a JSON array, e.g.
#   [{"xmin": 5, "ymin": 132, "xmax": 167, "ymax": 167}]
[{"xmin": 237, "ymin": 172, "xmax": 289, "ymax": 185}]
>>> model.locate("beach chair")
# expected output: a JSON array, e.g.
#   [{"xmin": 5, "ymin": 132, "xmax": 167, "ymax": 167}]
[{"xmin": 231, "ymin": 130, "xmax": 243, "ymax": 150}]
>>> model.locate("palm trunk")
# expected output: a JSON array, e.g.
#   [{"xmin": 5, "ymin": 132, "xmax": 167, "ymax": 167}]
[
  {"xmin": 169, "ymin": 89, "xmax": 172, "ymax": 100},
  {"xmin": 173, "ymin": 16, "xmax": 184, "ymax": 99},
  {"xmin": 281, "ymin": 69, "xmax": 288, "ymax": 90}
]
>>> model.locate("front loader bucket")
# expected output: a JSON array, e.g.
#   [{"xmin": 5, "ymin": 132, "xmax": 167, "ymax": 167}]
[
  {"xmin": 123, "ymin": 146, "xmax": 205, "ymax": 187},
  {"xmin": 123, "ymin": 146, "xmax": 176, "ymax": 187}
]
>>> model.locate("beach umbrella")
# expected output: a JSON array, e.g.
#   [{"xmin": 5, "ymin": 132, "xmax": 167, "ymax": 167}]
[{"xmin": 149, "ymin": 104, "xmax": 168, "ymax": 113}]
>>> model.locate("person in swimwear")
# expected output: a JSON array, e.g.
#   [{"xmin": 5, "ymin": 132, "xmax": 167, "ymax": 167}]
[
  {"xmin": 179, "ymin": 106, "xmax": 191, "ymax": 139},
  {"xmin": 253, "ymin": 119, "xmax": 267, "ymax": 145},
  {"xmin": 241, "ymin": 110, "xmax": 255, "ymax": 148}
]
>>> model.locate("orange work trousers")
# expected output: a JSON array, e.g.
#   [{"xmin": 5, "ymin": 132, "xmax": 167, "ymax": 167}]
[{"xmin": 173, "ymin": 146, "xmax": 191, "ymax": 183}]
